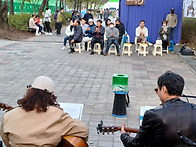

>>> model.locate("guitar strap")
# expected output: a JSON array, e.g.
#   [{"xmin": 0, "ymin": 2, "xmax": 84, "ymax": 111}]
[{"xmin": 126, "ymin": 91, "xmax": 130, "ymax": 107}]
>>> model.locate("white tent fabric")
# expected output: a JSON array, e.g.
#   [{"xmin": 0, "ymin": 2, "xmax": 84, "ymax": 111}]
[{"xmin": 103, "ymin": 2, "xmax": 119, "ymax": 9}]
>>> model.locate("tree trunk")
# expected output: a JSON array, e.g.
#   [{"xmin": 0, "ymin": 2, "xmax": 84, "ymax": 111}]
[
  {"xmin": 79, "ymin": 0, "xmax": 81, "ymax": 13},
  {"xmin": 74, "ymin": 0, "xmax": 76, "ymax": 10},
  {"xmin": 46, "ymin": 0, "xmax": 49, "ymax": 8},
  {"xmin": 55, "ymin": 0, "xmax": 57, "ymax": 12},
  {"xmin": 38, "ymin": 0, "xmax": 48, "ymax": 15},
  {"xmin": 20, "ymin": 0, "xmax": 25, "ymax": 14},
  {"xmin": 10, "ymin": 0, "xmax": 14, "ymax": 15},
  {"xmin": 64, "ymin": 0, "xmax": 66, "ymax": 10},
  {"xmin": 0, "ymin": 0, "xmax": 8, "ymax": 28},
  {"xmin": 86, "ymin": 0, "xmax": 89, "ymax": 10}
]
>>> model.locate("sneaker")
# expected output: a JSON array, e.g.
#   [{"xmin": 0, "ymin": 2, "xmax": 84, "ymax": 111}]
[
  {"xmin": 117, "ymin": 53, "xmax": 120, "ymax": 56},
  {"xmin": 104, "ymin": 52, "xmax": 108, "ymax": 56},
  {"xmin": 90, "ymin": 52, "xmax": 94, "ymax": 55},
  {"xmin": 62, "ymin": 46, "xmax": 66, "ymax": 50},
  {"xmin": 49, "ymin": 33, "xmax": 52, "ymax": 35},
  {"xmin": 35, "ymin": 33, "xmax": 40, "ymax": 36},
  {"xmin": 69, "ymin": 50, "xmax": 75, "ymax": 54},
  {"xmin": 148, "ymin": 42, "xmax": 153, "ymax": 46},
  {"xmin": 100, "ymin": 51, "xmax": 104, "ymax": 55},
  {"xmin": 45, "ymin": 33, "xmax": 49, "ymax": 35},
  {"xmin": 39, "ymin": 32, "xmax": 41, "ymax": 35}
]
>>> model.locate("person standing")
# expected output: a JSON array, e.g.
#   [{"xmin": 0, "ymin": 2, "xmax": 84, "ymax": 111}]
[
  {"xmin": 72, "ymin": 11, "xmax": 81, "ymax": 22},
  {"xmin": 69, "ymin": 20, "xmax": 83, "ymax": 54},
  {"xmin": 90, "ymin": 20, "xmax": 105, "ymax": 55},
  {"xmin": 121, "ymin": 71, "xmax": 196, "ymax": 147},
  {"xmin": 84, "ymin": 9, "xmax": 93, "ymax": 24},
  {"xmin": 166, "ymin": 8, "xmax": 177, "ymax": 41},
  {"xmin": 0, "ymin": 76, "xmax": 89, "ymax": 146},
  {"xmin": 104, "ymin": 22, "xmax": 120, "ymax": 56},
  {"xmin": 44, "ymin": 8, "xmax": 52, "ymax": 35},
  {"xmin": 53, "ymin": 10, "xmax": 59, "ymax": 33},
  {"xmin": 159, "ymin": 20, "xmax": 170, "ymax": 50},
  {"xmin": 103, "ymin": 8, "xmax": 109, "ymax": 26},
  {"xmin": 100, "ymin": 8, "xmax": 104, "ymax": 20},
  {"xmin": 56, "ymin": 8, "xmax": 67, "ymax": 36},
  {"xmin": 97, "ymin": 8, "xmax": 100, "ymax": 19}
]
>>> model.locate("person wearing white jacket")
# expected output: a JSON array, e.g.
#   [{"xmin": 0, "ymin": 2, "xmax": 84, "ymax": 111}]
[{"xmin": 62, "ymin": 20, "xmax": 74, "ymax": 50}]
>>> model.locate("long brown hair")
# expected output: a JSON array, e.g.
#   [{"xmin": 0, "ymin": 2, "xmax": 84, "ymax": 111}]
[{"xmin": 17, "ymin": 88, "xmax": 58, "ymax": 112}]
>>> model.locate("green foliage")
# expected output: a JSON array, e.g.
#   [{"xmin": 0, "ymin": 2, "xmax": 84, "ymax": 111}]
[
  {"xmin": 7, "ymin": 12, "xmax": 71, "ymax": 31},
  {"xmin": 8, "ymin": 14, "xmax": 31, "ymax": 30},
  {"xmin": 181, "ymin": 17, "xmax": 196, "ymax": 43}
]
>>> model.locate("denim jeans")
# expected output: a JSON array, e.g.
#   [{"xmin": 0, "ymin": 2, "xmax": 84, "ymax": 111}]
[
  {"xmin": 105, "ymin": 39, "xmax": 120, "ymax": 53},
  {"xmin": 64, "ymin": 36, "xmax": 69, "ymax": 46},
  {"xmin": 170, "ymin": 27, "xmax": 175, "ymax": 41}
]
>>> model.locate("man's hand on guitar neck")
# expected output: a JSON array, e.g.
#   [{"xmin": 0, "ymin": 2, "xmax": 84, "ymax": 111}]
[{"xmin": 121, "ymin": 124, "xmax": 130, "ymax": 135}]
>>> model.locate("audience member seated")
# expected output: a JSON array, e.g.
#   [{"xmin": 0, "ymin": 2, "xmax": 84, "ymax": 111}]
[
  {"xmin": 135, "ymin": 20, "xmax": 148, "ymax": 43},
  {"xmin": 159, "ymin": 20, "xmax": 171, "ymax": 50},
  {"xmin": 104, "ymin": 22, "xmax": 120, "ymax": 56},
  {"xmin": 105, "ymin": 19, "xmax": 111, "ymax": 28},
  {"xmin": 62, "ymin": 20, "xmax": 74, "ymax": 50},
  {"xmin": 115, "ymin": 19, "xmax": 125, "ymax": 45},
  {"xmin": 83, "ymin": 18, "xmax": 96, "ymax": 51},
  {"xmin": 69, "ymin": 20, "xmax": 83, "ymax": 54},
  {"xmin": 29, "ymin": 14, "xmax": 39, "ymax": 36},
  {"xmin": 81, "ymin": 18, "xmax": 88, "ymax": 36},
  {"xmin": 90, "ymin": 20, "xmax": 105, "ymax": 55},
  {"xmin": 0, "ymin": 76, "xmax": 89, "ymax": 146},
  {"xmin": 35, "ymin": 15, "xmax": 42, "ymax": 34}
]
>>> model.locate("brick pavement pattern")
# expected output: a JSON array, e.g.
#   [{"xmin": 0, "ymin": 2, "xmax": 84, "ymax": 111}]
[{"xmin": 1, "ymin": 31, "xmax": 196, "ymax": 147}]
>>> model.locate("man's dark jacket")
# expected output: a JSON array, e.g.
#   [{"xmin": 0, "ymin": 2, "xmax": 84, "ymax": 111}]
[
  {"xmin": 115, "ymin": 23, "xmax": 125, "ymax": 38},
  {"xmin": 84, "ymin": 13, "xmax": 93, "ymax": 24},
  {"xmin": 73, "ymin": 25, "xmax": 83, "ymax": 42},
  {"xmin": 121, "ymin": 98, "xmax": 196, "ymax": 147},
  {"xmin": 92, "ymin": 26, "xmax": 105, "ymax": 39}
]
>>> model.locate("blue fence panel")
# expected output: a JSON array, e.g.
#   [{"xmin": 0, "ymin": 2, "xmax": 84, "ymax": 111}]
[{"xmin": 120, "ymin": 0, "xmax": 183, "ymax": 43}]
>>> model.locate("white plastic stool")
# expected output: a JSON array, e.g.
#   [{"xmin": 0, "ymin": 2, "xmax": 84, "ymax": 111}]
[
  {"xmin": 162, "ymin": 46, "xmax": 169, "ymax": 54},
  {"xmin": 108, "ymin": 44, "xmax": 117, "ymax": 55},
  {"xmin": 153, "ymin": 44, "xmax": 162, "ymax": 56},
  {"xmin": 122, "ymin": 43, "xmax": 132, "ymax": 56},
  {"xmin": 138, "ymin": 43, "xmax": 148, "ymax": 56},
  {"xmin": 73, "ymin": 43, "xmax": 82, "ymax": 53},
  {"xmin": 94, "ymin": 43, "xmax": 101, "ymax": 54}
]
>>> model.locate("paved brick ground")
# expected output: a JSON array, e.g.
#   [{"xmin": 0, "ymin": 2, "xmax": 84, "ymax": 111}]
[{"xmin": 1, "ymin": 31, "xmax": 196, "ymax": 147}]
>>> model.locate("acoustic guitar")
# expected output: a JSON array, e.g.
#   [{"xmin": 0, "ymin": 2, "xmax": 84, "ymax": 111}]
[
  {"xmin": 96, "ymin": 121, "xmax": 139, "ymax": 135},
  {"xmin": 0, "ymin": 102, "xmax": 88, "ymax": 147}
]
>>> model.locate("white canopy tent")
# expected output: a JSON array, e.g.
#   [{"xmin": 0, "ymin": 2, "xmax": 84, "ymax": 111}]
[{"xmin": 103, "ymin": 1, "xmax": 119, "ymax": 9}]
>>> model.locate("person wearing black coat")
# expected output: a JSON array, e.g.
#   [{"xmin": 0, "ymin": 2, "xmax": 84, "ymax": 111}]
[
  {"xmin": 115, "ymin": 19, "xmax": 125, "ymax": 45},
  {"xmin": 84, "ymin": 9, "xmax": 93, "ymax": 24},
  {"xmin": 121, "ymin": 71, "xmax": 196, "ymax": 147},
  {"xmin": 69, "ymin": 20, "xmax": 83, "ymax": 53}
]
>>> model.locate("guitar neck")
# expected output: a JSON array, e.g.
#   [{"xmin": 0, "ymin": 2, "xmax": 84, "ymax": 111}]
[{"xmin": 116, "ymin": 126, "xmax": 139, "ymax": 133}]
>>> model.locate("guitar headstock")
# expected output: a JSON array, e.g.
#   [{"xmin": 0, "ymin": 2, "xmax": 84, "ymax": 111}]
[
  {"xmin": 96, "ymin": 121, "xmax": 118, "ymax": 135},
  {"xmin": 0, "ymin": 103, "xmax": 13, "ymax": 112}
]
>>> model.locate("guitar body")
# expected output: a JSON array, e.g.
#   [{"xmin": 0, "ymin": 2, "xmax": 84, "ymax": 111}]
[{"xmin": 57, "ymin": 136, "xmax": 88, "ymax": 147}]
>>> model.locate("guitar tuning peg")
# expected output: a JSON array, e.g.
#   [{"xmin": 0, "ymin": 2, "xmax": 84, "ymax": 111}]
[
  {"xmin": 111, "ymin": 126, "xmax": 114, "ymax": 134},
  {"xmin": 107, "ymin": 127, "xmax": 109, "ymax": 135},
  {"xmin": 96, "ymin": 127, "xmax": 100, "ymax": 134}
]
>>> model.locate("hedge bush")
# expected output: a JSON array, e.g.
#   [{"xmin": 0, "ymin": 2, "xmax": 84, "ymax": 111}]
[
  {"xmin": 8, "ymin": 12, "xmax": 71, "ymax": 31},
  {"xmin": 8, "ymin": 14, "xmax": 31, "ymax": 31},
  {"xmin": 181, "ymin": 17, "xmax": 196, "ymax": 44}
]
